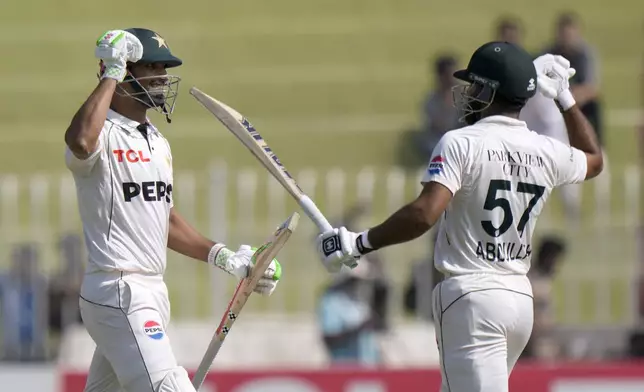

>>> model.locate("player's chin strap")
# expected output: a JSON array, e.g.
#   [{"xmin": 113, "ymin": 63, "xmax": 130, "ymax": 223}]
[{"xmin": 163, "ymin": 107, "xmax": 171, "ymax": 124}]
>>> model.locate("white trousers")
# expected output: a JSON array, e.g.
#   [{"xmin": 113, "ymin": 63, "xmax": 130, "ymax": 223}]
[
  {"xmin": 79, "ymin": 272, "xmax": 195, "ymax": 392},
  {"xmin": 432, "ymin": 274, "xmax": 534, "ymax": 392}
]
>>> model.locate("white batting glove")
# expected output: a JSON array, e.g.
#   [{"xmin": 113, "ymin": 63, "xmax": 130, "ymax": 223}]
[
  {"xmin": 208, "ymin": 244, "xmax": 281, "ymax": 296},
  {"xmin": 533, "ymin": 54, "xmax": 577, "ymax": 111},
  {"xmin": 95, "ymin": 30, "xmax": 143, "ymax": 82},
  {"xmin": 317, "ymin": 227, "xmax": 372, "ymax": 273}
]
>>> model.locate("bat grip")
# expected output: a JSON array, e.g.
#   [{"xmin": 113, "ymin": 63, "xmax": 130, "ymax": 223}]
[
  {"xmin": 299, "ymin": 195, "xmax": 350, "ymax": 274},
  {"xmin": 298, "ymin": 195, "xmax": 333, "ymax": 232}
]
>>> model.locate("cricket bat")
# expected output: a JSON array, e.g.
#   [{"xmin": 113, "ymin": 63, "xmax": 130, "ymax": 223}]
[
  {"xmin": 191, "ymin": 212, "xmax": 300, "ymax": 390},
  {"xmin": 189, "ymin": 87, "xmax": 333, "ymax": 234}
]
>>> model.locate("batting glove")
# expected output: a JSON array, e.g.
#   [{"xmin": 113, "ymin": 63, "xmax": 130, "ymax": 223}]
[
  {"xmin": 208, "ymin": 244, "xmax": 281, "ymax": 296},
  {"xmin": 95, "ymin": 30, "xmax": 143, "ymax": 82},
  {"xmin": 534, "ymin": 54, "xmax": 577, "ymax": 111},
  {"xmin": 317, "ymin": 227, "xmax": 372, "ymax": 273}
]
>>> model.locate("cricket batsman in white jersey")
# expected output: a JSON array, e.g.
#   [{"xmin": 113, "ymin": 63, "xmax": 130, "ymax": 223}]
[
  {"xmin": 64, "ymin": 29, "xmax": 283, "ymax": 392},
  {"xmin": 317, "ymin": 41, "xmax": 603, "ymax": 391}
]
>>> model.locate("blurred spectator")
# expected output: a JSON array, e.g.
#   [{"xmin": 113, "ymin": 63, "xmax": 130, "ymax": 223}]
[
  {"xmin": 494, "ymin": 15, "xmax": 524, "ymax": 45},
  {"xmin": 47, "ymin": 234, "xmax": 84, "ymax": 355},
  {"xmin": 627, "ymin": 327, "xmax": 644, "ymax": 358},
  {"xmin": 398, "ymin": 54, "xmax": 460, "ymax": 169},
  {"xmin": 521, "ymin": 236, "xmax": 567, "ymax": 361},
  {"xmin": 403, "ymin": 229, "xmax": 442, "ymax": 321},
  {"xmin": 418, "ymin": 54, "xmax": 461, "ymax": 158},
  {"xmin": 336, "ymin": 204, "xmax": 391, "ymax": 332},
  {"xmin": 0, "ymin": 243, "xmax": 49, "ymax": 362},
  {"xmin": 639, "ymin": 23, "xmax": 644, "ymax": 164},
  {"xmin": 317, "ymin": 262, "xmax": 382, "ymax": 367},
  {"xmin": 542, "ymin": 11, "xmax": 604, "ymax": 148}
]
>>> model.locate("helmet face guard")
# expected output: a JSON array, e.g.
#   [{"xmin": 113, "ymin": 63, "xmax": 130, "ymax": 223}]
[
  {"xmin": 117, "ymin": 72, "xmax": 181, "ymax": 122},
  {"xmin": 452, "ymin": 76, "xmax": 498, "ymax": 125}
]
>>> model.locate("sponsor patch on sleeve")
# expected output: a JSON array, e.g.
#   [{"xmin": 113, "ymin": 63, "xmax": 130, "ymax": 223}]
[{"xmin": 428, "ymin": 155, "xmax": 444, "ymax": 175}]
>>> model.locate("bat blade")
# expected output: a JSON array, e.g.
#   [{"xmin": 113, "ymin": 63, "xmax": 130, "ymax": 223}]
[
  {"xmin": 191, "ymin": 212, "xmax": 300, "ymax": 390},
  {"xmin": 190, "ymin": 87, "xmax": 333, "ymax": 233},
  {"xmin": 190, "ymin": 87, "xmax": 303, "ymax": 200}
]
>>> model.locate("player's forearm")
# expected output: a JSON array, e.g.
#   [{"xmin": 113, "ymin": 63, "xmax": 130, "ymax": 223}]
[
  {"xmin": 367, "ymin": 202, "xmax": 433, "ymax": 250},
  {"xmin": 562, "ymin": 105, "xmax": 601, "ymax": 156},
  {"xmin": 64, "ymin": 79, "xmax": 117, "ymax": 158},
  {"xmin": 168, "ymin": 209, "xmax": 216, "ymax": 262}
]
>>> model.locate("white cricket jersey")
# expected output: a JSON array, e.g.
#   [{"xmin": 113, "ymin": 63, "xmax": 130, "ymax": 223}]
[
  {"xmin": 65, "ymin": 109, "xmax": 174, "ymax": 275},
  {"xmin": 422, "ymin": 115, "xmax": 586, "ymax": 277}
]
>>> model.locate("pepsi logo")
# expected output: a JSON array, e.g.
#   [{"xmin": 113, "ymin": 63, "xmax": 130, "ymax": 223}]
[
  {"xmin": 428, "ymin": 155, "xmax": 445, "ymax": 175},
  {"xmin": 143, "ymin": 320, "xmax": 164, "ymax": 340}
]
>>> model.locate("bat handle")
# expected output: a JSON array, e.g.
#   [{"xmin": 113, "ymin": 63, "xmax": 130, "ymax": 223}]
[
  {"xmin": 299, "ymin": 195, "xmax": 353, "ymax": 274},
  {"xmin": 298, "ymin": 195, "xmax": 333, "ymax": 232}
]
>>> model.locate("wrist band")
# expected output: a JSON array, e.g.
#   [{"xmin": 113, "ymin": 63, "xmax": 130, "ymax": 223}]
[
  {"xmin": 208, "ymin": 243, "xmax": 232, "ymax": 270},
  {"xmin": 557, "ymin": 90, "xmax": 576, "ymax": 111},
  {"xmin": 356, "ymin": 230, "xmax": 374, "ymax": 255},
  {"xmin": 101, "ymin": 66, "xmax": 125, "ymax": 82},
  {"xmin": 360, "ymin": 230, "xmax": 373, "ymax": 249}
]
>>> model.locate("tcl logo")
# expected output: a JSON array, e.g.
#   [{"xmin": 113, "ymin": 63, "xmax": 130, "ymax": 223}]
[
  {"xmin": 122, "ymin": 181, "xmax": 172, "ymax": 203},
  {"xmin": 113, "ymin": 149, "xmax": 150, "ymax": 163}
]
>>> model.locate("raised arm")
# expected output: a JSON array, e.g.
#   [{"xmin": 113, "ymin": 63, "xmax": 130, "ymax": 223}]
[
  {"xmin": 65, "ymin": 79, "xmax": 117, "ymax": 158},
  {"xmin": 534, "ymin": 54, "xmax": 603, "ymax": 180},
  {"xmin": 561, "ymin": 104, "xmax": 603, "ymax": 179},
  {"xmin": 65, "ymin": 30, "xmax": 143, "ymax": 158}
]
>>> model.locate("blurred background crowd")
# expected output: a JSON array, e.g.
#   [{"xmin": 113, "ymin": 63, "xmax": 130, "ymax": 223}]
[
  {"xmin": 0, "ymin": 233, "xmax": 84, "ymax": 362},
  {"xmin": 0, "ymin": 5, "xmax": 643, "ymax": 385}
]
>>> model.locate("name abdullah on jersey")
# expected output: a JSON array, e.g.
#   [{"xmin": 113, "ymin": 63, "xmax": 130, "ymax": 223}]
[
  {"xmin": 476, "ymin": 241, "xmax": 531, "ymax": 262},
  {"xmin": 474, "ymin": 148, "xmax": 546, "ymax": 263}
]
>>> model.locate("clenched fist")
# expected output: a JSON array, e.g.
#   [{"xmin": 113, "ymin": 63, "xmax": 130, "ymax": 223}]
[
  {"xmin": 95, "ymin": 30, "xmax": 143, "ymax": 82},
  {"xmin": 533, "ymin": 54, "xmax": 577, "ymax": 111}
]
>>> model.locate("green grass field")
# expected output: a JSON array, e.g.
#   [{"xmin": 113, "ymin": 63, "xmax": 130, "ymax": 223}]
[{"xmin": 0, "ymin": 0, "xmax": 642, "ymax": 324}]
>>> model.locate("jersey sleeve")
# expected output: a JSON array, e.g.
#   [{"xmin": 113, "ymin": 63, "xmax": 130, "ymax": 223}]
[
  {"xmin": 64, "ymin": 128, "xmax": 108, "ymax": 176},
  {"xmin": 420, "ymin": 132, "xmax": 466, "ymax": 195},
  {"xmin": 551, "ymin": 139, "xmax": 587, "ymax": 186}
]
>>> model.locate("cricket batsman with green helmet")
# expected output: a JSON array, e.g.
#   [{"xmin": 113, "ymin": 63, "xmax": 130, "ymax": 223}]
[
  {"xmin": 64, "ymin": 28, "xmax": 283, "ymax": 392},
  {"xmin": 317, "ymin": 42, "xmax": 604, "ymax": 391}
]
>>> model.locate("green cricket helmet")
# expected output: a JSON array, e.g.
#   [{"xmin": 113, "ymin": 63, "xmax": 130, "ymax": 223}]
[
  {"xmin": 119, "ymin": 28, "xmax": 182, "ymax": 123},
  {"xmin": 452, "ymin": 41, "xmax": 537, "ymax": 125}
]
